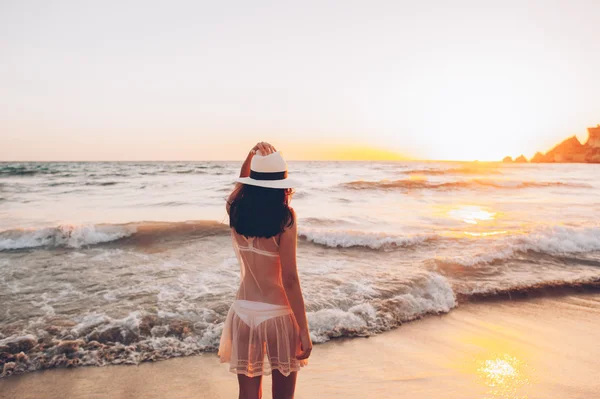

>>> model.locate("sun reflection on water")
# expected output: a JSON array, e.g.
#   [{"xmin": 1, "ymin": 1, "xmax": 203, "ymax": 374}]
[
  {"xmin": 454, "ymin": 328, "xmax": 535, "ymax": 399},
  {"xmin": 433, "ymin": 204, "xmax": 511, "ymax": 239},
  {"xmin": 475, "ymin": 354, "xmax": 531, "ymax": 399},
  {"xmin": 464, "ymin": 230, "xmax": 508, "ymax": 237},
  {"xmin": 447, "ymin": 205, "xmax": 496, "ymax": 225}
]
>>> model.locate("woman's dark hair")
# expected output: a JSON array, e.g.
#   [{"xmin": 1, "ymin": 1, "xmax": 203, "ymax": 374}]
[{"xmin": 228, "ymin": 184, "xmax": 294, "ymax": 238}]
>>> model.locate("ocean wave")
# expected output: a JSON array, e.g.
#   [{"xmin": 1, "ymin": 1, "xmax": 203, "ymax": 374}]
[
  {"xmin": 0, "ymin": 166, "xmax": 42, "ymax": 176},
  {"xmin": 84, "ymin": 181, "xmax": 120, "ymax": 186},
  {"xmin": 175, "ymin": 169, "xmax": 208, "ymax": 174},
  {"xmin": 0, "ymin": 224, "xmax": 137, "ymax": 251},
  {"xmin": 299, "ymin": 227, "xmax": 436, "ymax": 250},
  {"xmin": 342, "ymin": 178, "xmax": 591, "ymax": 191},
  {"xmin": 0, "ymin": 221, "xmax": 230, "ymax": 251},
  {"xmin": 0, "ymin": 163, "xmax": 225, "ymax": 180},
  {"xmin": 456, "ymin": 277, "xmax": 600, "ymax": 299},
  {"xmin": 47, "ymin": 181, "xmax": 76, "ymax": 187},
  {"xmin": 0, "ymin": 165, "xmax": 65, "ymax": 177},
  {"xmin": 308, "ymin": 273, "xmax": 456, "ymax": 343},
  {"xmin": 436, "ymin": 225, "xmax": 600, "ymax": 267},
  {"xmin": 152, "ymin": 201, "xmax": 192, "ymax": 207},
  {"xmin": 0, "ymin": 273, "xmax": 456, "ymax": 377},
  {"xmin": 139, "ymin": 169, "xmax": 211, "ymax": 176},
  {"xmin": 2, "ymin": 269, "xmax": 600, "ymax": 378},
  {"xmin": 0, "ymin": 309, "xmax": 225, "ymax": 377},
  {"xmin": 97, "ymin": 173, "xmax": 129, "ymax": 178},
  {"xmin": 301, "ymin": 217, "xmax": 345, "ymax": 227},
  {"xmin": 2, "ymin": 220, "xmax": 439, "ymax": 252},
  {"xmin": 403, "ymin": 166, "xmax": 501, "ymax": 175}
]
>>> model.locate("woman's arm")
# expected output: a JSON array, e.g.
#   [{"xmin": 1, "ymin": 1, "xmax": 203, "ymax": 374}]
[
  {"xmin": 280, "ymin": 208, "xmax": 313, "ymax": 360},
  {"xmin": 238, "ymin": 150, "xmax": 254, "ymax": 178}
]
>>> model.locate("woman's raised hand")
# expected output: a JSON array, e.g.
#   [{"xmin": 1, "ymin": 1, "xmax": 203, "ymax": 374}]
[{"xmin": 251, "ymin": 142, "xmax": 276, "ymax": 156}]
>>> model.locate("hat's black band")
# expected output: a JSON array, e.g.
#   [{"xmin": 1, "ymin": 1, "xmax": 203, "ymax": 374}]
[{"xmin": 250, "ymin": 170, "xmax": 287, "ymax": 180}]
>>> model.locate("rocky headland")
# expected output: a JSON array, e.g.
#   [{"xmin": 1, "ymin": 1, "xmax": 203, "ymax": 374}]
[{"xmin": 502, "ymin": 125, "xmax": 600, "ymax": 163}]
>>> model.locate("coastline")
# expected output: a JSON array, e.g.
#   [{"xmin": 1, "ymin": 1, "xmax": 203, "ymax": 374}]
[{"xmin": 2, "ymin": 293, "xmax": 599, "ymax": 399}]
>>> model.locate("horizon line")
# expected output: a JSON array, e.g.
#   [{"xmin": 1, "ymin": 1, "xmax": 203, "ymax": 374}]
[{"xmin": 0, "ymin": 158, "xmax": 502, "ymax": 163}]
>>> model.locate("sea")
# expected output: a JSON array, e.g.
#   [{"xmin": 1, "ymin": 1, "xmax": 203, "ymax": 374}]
[{"xmin": 1, "ymin": 160, "xmax": 599, "ymax": 376}]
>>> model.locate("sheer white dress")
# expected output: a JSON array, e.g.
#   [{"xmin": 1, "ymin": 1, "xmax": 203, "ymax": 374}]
[{"xmin": 218, "ymin": 229, "xmax": 308, "ymax": 377}]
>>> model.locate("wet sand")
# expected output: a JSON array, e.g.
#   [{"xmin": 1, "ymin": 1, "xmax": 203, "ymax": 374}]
[{"xmin": 1, "ymin": 293, "xmax": 599, "ymax": 399}]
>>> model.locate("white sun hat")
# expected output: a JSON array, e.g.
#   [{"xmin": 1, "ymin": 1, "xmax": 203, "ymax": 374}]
[{"xmin": 235, "ymin": 151, "xmax": 300, "ymax": 189}]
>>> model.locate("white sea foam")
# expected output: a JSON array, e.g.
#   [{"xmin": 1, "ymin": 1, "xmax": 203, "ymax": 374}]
[
  {"xmin": 307, "ymin": 304, "xmax": 377, "ymax": 343},
  {"xmin": 384, "ymin": 273, "xmax": 457, "ymax": 321},
  {"xmin": 336, "ymin": 280, "xmax": 379, "ymax": 298},
  {"xmin": 308, "ymin": 273, "xmax": 456, "ymax": 343},
  {"xmin": 0, "ymin": 224, "xmax": 136, "ymax": 250},
  {"xmin": 70, "ymin": 313, "xmax": 112, "ymax": 337},
  {"xmin": 441, "ymin": 225, "xmax": 600, "ymax": 267},
  {"xmin": 299, "ymin": 227, "xmax": 435, "ymax": 250}
]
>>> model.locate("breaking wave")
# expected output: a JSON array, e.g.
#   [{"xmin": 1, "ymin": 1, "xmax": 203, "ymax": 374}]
[
  {"xmin": 0, "ymin": 272, "xmax": 457, "ymax": 377},
  {"xmin": 0, "ymin": 309, "xmax": 225, "ymax": 377},
  {"xmin": 3, "ymin": 221, "xmax": 438, "ymax": 252},
  {"xmin": 436, "ymin": 225, "xmax": 600, "ymax": 267},
  {"xmin": 307, "ymin": 273, "xmax": 456, "ymax": 343},
  {"xmin": 299, "ymin": 227, "xmax": 437, "ymax": 250},
  {"xmin": 0, "ymin": 225, "xmax": 137, "ymax": 251},
  {"xmin": 342, "ymin": 179, "xmax": 591, "ymax": 191},
  {"xmin": 0, "ymin": 221, "xmax": 230, "ymax": 251},
  {"xmin": 403, "ymin": 166, "xmax": 501, "ymax": 175},
  {"xmin": 3, "ymin": 267, "xmax": 597, "ymax": 378}
]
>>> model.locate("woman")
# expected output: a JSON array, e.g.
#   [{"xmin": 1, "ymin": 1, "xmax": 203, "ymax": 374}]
[{"xmin": 218, "ymin": 142, "xmax": 312, "ymax": 399}]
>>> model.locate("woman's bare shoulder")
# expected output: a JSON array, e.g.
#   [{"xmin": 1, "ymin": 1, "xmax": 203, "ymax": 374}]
[
  {"xmin": 289, "ymin": 206, "xmax": 297, "ymax": 224},
  {"xmin": 282, "ymin": 207, "xmax": 297, "ymax": 236}
]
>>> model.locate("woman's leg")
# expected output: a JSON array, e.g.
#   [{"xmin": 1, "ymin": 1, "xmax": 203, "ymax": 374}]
[
  {"xmin": 272, "ymin": 370, "xmax": 297, "ymax": 399},
  {"xmin": 237, "ymin": 374, "xmax": 263, "ymax": 399}
]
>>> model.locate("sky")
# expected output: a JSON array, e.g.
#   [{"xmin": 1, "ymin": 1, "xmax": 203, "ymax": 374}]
[{"xmin": 1, "ymin": 0, "xmax": 599, "ymax": 161}]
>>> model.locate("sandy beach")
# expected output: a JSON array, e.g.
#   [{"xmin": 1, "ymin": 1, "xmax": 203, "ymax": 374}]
[{"xmin": 2, "ymin": 292, "xmax": 599, "ymax": 399}]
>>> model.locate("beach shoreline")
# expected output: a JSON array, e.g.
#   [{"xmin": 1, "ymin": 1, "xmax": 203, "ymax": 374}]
[{"xmin": 2, "ymin": 292, "xmax": 599, "ymax": 399}]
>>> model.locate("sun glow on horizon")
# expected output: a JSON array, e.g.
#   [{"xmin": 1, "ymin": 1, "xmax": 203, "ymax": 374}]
[{"xmin": 286, "ymin": 144, "xmax": 411, "ymax": 161}]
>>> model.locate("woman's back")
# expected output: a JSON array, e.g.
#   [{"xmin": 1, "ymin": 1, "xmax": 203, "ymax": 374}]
[{"xmin": 232, "ymin": 230, "xmax": 289, "ymax": 306}]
